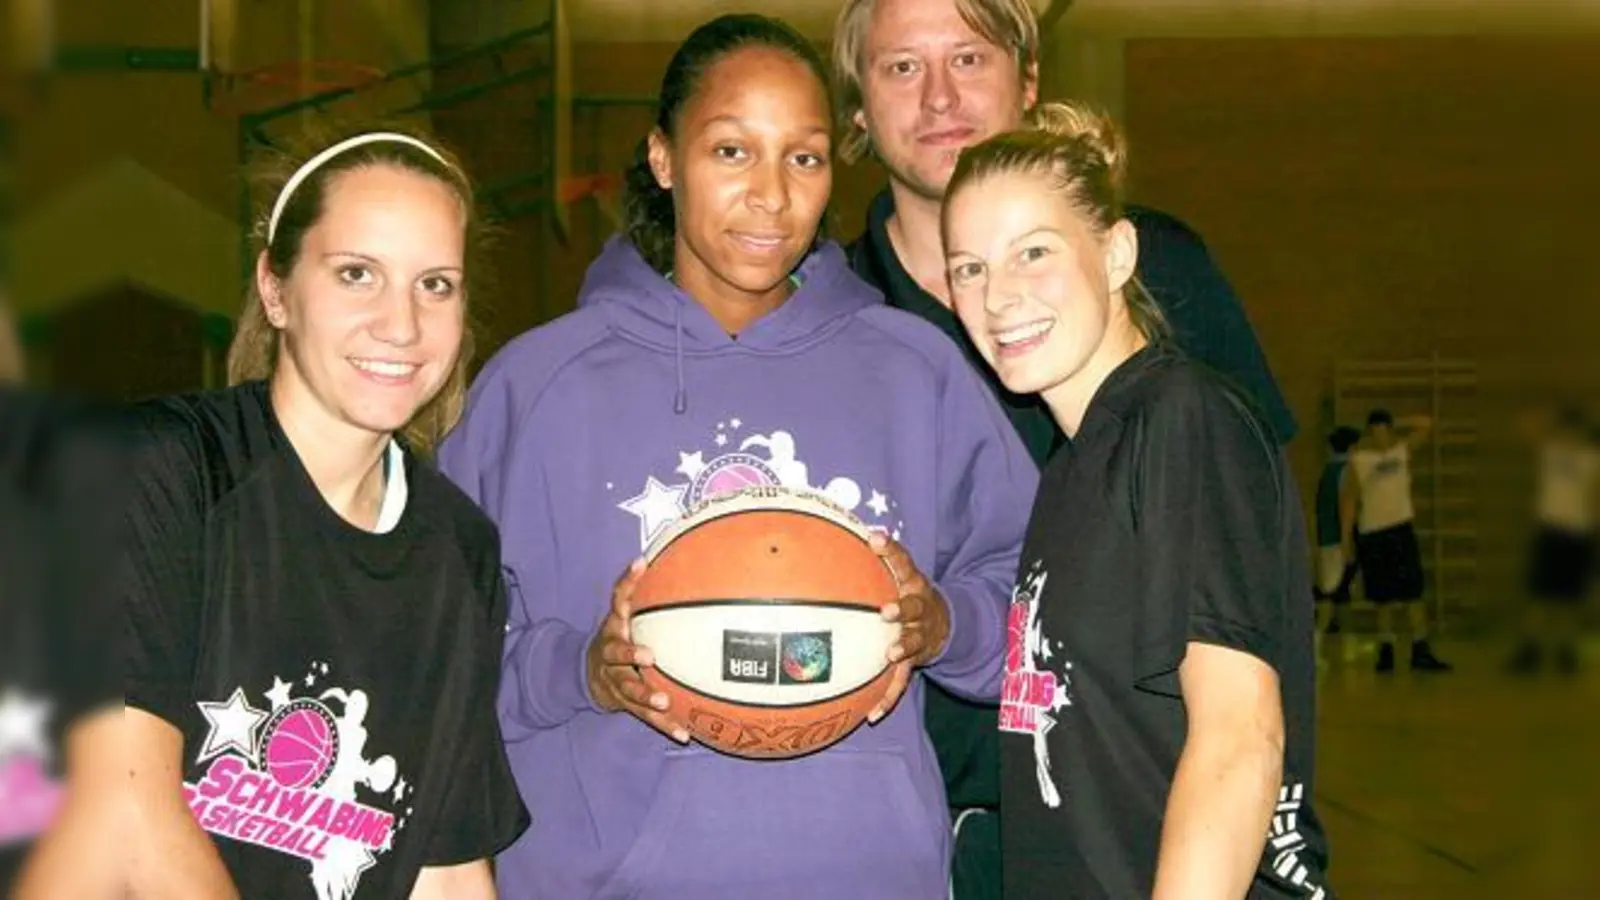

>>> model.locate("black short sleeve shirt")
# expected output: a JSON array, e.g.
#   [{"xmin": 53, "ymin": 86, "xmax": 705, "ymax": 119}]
[
  {"xmin": 121, "ymin": 381, "xmax": 528, "ymax": 898},
  {"xmin": 999, "ymin": 347, "xmax": 1331, "ymax": 899}
]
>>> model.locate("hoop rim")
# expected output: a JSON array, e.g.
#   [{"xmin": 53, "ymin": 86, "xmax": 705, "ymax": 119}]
[{"xmin": 557, "ymin": 173, "xmax": 623, "ymax": 204}]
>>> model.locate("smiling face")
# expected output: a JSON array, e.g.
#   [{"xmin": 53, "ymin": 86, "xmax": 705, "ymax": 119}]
[
  {"xmin": 258, "ymin": 163, "xmax": 466, "ymax": 441},
  {"xmin": 943, "ymin": 168, "xmax": 1139, "ymax": 420},
  {"xmin": 854, "ymin": 0, "xmax": 1036, "ymax": 201},
  {"xmin": 649, "ymin": 44, "xmax": 833, "ymax": 315}
]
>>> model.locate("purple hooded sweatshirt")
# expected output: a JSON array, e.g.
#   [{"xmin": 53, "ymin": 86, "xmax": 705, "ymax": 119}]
[{"xmin": 438, "ymin": 236, "xmax": 1037, "ymax": 899}]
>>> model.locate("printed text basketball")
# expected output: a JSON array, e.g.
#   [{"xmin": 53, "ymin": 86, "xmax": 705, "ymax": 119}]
[{"xmin": 629, "ymin": 486, "xmax": 902, "ymax": 760}]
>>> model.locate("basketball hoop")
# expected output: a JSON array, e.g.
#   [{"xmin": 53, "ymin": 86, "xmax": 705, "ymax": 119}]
[
  {"xmin": 208, "ymin": 60, "xmax": 388, "ymax": 119},
  {"xmin": 557, "ymin": 173, "xmax": 620, "ymax": 205}
]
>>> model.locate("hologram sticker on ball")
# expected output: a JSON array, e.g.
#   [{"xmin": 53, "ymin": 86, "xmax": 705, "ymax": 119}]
[
  {"xmin": 723, "ymin": 630, "xmax": 778, "ymax": 683},
  {"xmin": 779, "ymin": 632, "xmax": 833, "ymax": 684}
]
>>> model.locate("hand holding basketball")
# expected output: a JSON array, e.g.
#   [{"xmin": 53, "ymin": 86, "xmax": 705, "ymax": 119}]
[
  {"xmin": 586, "ymin": 559, "xmax": 690, "ymax": 743},
  {"xmin": 867, "ymin": 534, "xmax": 951, "ymax": 724}
]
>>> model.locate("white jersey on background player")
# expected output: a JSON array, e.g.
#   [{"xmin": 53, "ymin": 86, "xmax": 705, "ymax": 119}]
[
  {"xmin": 1349, "ymin": 441, "xmax": 1415, "ymax": 533},
  {"xmin": 1537, "ymin": 436, "xmax": 1600, "ymax": 535}
]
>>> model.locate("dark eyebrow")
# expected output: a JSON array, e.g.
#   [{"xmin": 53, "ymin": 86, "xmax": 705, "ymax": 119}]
[
  {"xmin": 323, "ymin": 253, "xmax": 463, "ymax": 275},
  {"xmin": 702, "ymin": 116, "xmax": 831, "ymax": 139}
]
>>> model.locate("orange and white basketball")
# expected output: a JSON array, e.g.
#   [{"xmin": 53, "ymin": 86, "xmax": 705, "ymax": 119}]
[{"xmin": 628, "ymin": 486, "xmax": 902, "ymax": 760}]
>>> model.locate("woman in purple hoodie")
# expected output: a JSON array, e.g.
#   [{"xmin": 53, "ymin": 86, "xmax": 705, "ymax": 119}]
[{"xmin": 440, "ymin": 13, "xmax": 1037, "ymax": 899}]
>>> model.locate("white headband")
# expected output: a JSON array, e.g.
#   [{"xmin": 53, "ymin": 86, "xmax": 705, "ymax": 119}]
[{"xmin": 267, "ymin": 132, "xmax": 450, "ymax": 245}]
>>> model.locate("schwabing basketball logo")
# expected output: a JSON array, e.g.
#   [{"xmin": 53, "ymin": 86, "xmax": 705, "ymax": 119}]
[
  {"xmin": 183, "ymin": 664, "xmax": 413, "ymax": 900},
  {"xmin": 615, "ymin": 418, "xmax": 903, "ymax": 551},
  {"xmin": 999, "ymin": 561, "xmax": 1073, "ymax": 809}
]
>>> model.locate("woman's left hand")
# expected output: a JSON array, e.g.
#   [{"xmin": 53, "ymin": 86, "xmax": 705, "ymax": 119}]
[{"xmin": 866, "ymin": 532, "xmax": 951, "ymax": 724}]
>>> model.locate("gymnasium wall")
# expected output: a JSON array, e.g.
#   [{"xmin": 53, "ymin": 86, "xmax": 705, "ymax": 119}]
[
  {"xmin": 1120, "ymin": 37, "xmax": 1600, "ymax": 486},
  {"xmin": 20, "ymin": 4, "xmax": 1596, "ymax": 445}
]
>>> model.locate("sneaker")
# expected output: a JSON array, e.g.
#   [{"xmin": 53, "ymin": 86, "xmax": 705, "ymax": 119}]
[
  {"xmin": 1375, "ymin": 642, "xmax": 1396, "ymax": 673},
  {"xmin": 1411, "ymin": 640, "xmax": 1453, "ymax": 673}
]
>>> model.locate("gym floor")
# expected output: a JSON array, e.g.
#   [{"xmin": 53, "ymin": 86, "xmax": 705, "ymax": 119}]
[{"xmin": 1314, "ymin": 638, "xmax": 1596, "ymax": 898}]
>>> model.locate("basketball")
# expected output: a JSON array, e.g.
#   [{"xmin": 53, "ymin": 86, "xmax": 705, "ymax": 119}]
[
  {"xmin": 629, "ymin": 485, "xmax": 902, "ymax": 760},
  {"xmin": 261, "ymin": 700, "xmax": 339, "ymax": 789}
]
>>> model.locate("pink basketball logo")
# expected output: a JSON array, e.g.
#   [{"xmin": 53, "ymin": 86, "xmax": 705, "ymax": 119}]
[
  {"xmin": 690, "ymin": 454, "xmax": 779, "ymax": 504},
  {"xmin": 259, "ymin": 700, "xmax": 340, "ymax": 790}
]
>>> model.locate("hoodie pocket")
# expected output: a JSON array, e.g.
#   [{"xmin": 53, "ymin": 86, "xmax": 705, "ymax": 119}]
[{"xmin": 597, "ymin": 744, "xmax": 946, "ymax": 900}]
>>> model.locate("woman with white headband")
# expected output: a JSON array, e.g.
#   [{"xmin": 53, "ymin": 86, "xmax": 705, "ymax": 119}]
[{"xmin": 123, "ymin": 127, "xmax": 528, "ymax": 899}]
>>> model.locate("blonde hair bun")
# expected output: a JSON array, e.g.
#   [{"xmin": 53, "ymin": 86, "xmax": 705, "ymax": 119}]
[{"xmin": 1026, "ymin": 101, "xmax": 1128, "ymax": 189}]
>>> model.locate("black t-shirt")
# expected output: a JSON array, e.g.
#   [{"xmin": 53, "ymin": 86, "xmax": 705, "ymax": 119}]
[
  {"xmin": 999, "ymin": 346, "xmax": 1330, "ymax": 899},
  {"xmin": 121, "ymin": 381, "xmax": 527, "ymax": 898},
  {"xmin": 0, "ymin": 390, "xmax": 121, "ymax": 891}
]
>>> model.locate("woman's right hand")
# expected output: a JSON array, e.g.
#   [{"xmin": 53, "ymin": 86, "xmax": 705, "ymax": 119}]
[{"xmin": 585, "ymin": 558, "xmax": 690, "ymax": 743}]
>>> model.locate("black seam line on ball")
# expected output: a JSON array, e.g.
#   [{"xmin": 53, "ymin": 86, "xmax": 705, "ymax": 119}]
[
  {"xmin": 646, "ymin": 664, "xmax": 889, "ymax": 710},
  {"xmin": 630, "ymin": 599, "xmax": 882, "ymax": 617}
]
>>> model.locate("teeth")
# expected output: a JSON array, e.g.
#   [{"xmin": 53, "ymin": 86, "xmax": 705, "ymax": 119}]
[
  {"xmin": 353, "ymin": 359, "xmax": 419, "ymax": 377},
  {"xmin": 995, "ymin": 322, "xmax": 1051, "ymax": 346}
]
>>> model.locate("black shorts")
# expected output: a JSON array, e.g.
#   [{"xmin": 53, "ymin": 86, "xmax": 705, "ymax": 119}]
[
  {"xmin": 1526, "ymin": 526, "xmax": 1596, "ymax": 603},
  {"xmin": 1355, "ymin": 522, "xmax": 1425, "ymax": 603}
]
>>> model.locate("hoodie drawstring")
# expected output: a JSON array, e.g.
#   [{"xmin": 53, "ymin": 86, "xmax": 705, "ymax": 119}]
[{"xmin": 672, "ymin": 300, "xmax": 687, "ymax": 415}]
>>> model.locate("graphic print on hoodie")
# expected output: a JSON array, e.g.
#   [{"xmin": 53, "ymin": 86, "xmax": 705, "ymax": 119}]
[
  {"xmin": 440, "ymin": 237, "xmax": 1038, "ymax": 900},
  {"xmin": 620, "ymin": 421, "xmax": 905, "ymax": 553}
]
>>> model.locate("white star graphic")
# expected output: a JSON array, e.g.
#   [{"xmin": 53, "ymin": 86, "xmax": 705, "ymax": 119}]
[
  {"xmin": 0, "ymin": 689, "xmax": 53, "ymax": 764},
  {"xmin": 196, "ymin": 687, "xmax": 268, "ymax": 763},
  {"xmin": 618, "ymin": 477, "xmax": 688, "ymax": 548},
  {"xmin": 714, "ymin": 433, "xmax": 728, "ymax": 447},
  {"xmin": 866, "ymin": 490, "xmax": 890, "ymax": 517},
  {"xmin": 730, "ymin": 418, "xmax": 742, "ymax": 429},
  {"xmin": 676, "ymin": 451, "xmax": 706, "ymax": 479},
  {"xmin": 264, "ymin": 677, "xmax": 293, "ymax": 710}
]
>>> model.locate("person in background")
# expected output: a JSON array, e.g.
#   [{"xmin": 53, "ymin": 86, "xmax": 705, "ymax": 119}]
[
  {"xmin": 1506, "ymin": 405, "xmax": 1598, "ymax": 675},
  {"xmin": 1341, "ymin": 409, "xmax": 1452, "ymax": 673},
  {"xmin": 438, "ymin": 14, "xmax": 1035, "ymax": 900},
  {"xmin": 941, "ymin": 101, "xmax": 1330, "ymax": 899},
  {"xmin": 831, "ymin": 0, "xmax": 1298, "ymax": 893},
  {"xmin": 1314, "ymin": 425, "xmax": 1363, "ymax": 664},
  {"xmin": 1, "ymin": 294, "xmax": 124, "ymax": 899}
]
